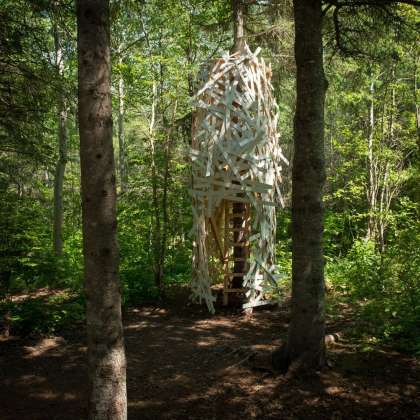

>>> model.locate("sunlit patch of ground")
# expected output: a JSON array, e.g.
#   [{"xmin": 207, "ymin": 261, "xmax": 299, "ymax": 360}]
[{"xmin": 0, "ymin": 288, "xmax": 419, "ymax": 419}]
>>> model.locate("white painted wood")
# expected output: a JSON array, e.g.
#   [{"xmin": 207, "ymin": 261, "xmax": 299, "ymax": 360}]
[{"xmin": 190, "ymin": 44, "xmax": 287, "ymax": 313}]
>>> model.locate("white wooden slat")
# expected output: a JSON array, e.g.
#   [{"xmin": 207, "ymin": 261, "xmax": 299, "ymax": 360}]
[
  {"xmin": 242, "ymin": 299, "xmax": 277, "ymax": 309},
  {"xmin": 190, "ymin": 43, "xmax": 287, "ymax": 312}
]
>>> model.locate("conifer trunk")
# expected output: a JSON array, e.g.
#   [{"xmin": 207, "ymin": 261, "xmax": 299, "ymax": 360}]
[
  {"xmin": 286, "ymin": 0, "xmax": 327, "ymax": 369},
  {"xmin": 232, "ymin": 0, "xmax": 245, "ymax": 52},
  {"xmin": 76, "ymin": 1, "xmax": 127, "ymax": 418}
]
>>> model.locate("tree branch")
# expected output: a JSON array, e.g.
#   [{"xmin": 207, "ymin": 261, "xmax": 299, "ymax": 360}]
[{"xmin": 323, "ymin": 0, "xmax": 420, "ymax": 7}]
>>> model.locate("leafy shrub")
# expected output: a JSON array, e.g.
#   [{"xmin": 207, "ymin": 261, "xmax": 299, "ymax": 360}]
[
  {"xmin": 1, "ymin": 292, "xmax": 85, "ymax": 336},
  {"xmin": 327, "ymin": 212, "xmax": 420, "ymax": 354},
  {"xmin": 328, "ymin": 239, "xmax": 382, "ymax": 298}
]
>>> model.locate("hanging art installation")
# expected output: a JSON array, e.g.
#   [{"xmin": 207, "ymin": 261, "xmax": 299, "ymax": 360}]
[{"xmin": 190, "ymin": 44, "xmax": 288, "ymax": 313}]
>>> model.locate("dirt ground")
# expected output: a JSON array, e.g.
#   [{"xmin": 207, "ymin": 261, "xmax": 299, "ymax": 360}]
[{"xmin": 1, "ymin": 289, "xmax": 419, "ymax": 420}]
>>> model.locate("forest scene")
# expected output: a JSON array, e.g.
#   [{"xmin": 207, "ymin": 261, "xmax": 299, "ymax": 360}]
[{"xmin": 0, "ymin": 0, "xmax": 419, "ymax": 419}]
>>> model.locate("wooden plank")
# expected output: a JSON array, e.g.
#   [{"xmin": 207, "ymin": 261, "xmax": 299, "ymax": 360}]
[
  {"xmin": 242, "ymin": 299, "xmax": 277, "ymax": 309},
  {"xmin": 191, "ymin": 45, "xmax": 288, "ymax": 313},
  {"xmin": 194, "ymin": 175, "xmax": 272, "ymax": 193},
  {"xmin": 223, "ymin": 293, "xmax": 229, "ymax": 306},
  {"xmin": 216, "ymin": 161, "xmax": 267, "ymax": 173},
  {"xmin": 223, "ymin": 200, "xmax": 230, "ymax": 306},
  {"xmin": 208, "ymin": 216, "xmax": 225, "ymax": 264},
  {"xmin": 261, "ymin": 201, "xmax": 277, "ymax": 207},
  {"xmin": 224, "ymin": 288, "xmax": 246, "ymax": 293},
  {"xmin": 221, "ymin": 194, "xmax": 251, "ymax": 204},
  {"xmin": 223, "ymin": 200, "xmax": 229, "ymax": 257},
  {"xmin": 223, "ymin": 273, "xmax": 248, "ymax": 276},
  {"xmin": 227, "ymin": 212, "xmax": 249, "ymax": 217},
  {"xmin": 194, "ymin": 56, "xmax": 249, "ymax": 101}
]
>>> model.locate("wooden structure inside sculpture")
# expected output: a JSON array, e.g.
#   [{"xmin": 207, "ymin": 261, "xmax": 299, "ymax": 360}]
[{"xmin": 190, "ymin": 45, "xmax": 287, "ymax": 313}]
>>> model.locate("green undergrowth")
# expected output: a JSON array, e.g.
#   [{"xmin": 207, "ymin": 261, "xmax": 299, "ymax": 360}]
[
  {"xmin": 327, "ymin": 291, "xmax": 420, "ymax": 356},
  {"xmin": 0, "ymin": 290, "xmax": 85, "ymax": 336},
  {"xmin": 326, "ymin": 238, "xmax": 420, "ymax": 356}
]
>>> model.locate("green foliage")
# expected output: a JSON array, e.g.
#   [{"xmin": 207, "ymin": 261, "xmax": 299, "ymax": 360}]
[
  {"xmin": 117, "ymin": 194, "xmax": 157, "ymax": 303},
  {"xmin": 1, "ymin": 291, "xmax": 85, "ymax": 336},
  {"xmin": 327, "ymin": 198, "xmax": 420, "ymax": 354},
  {"xmin": 328, "ymin": 239, "xmax": 382, "ymax": 297},
  {"xmin": 0, "ymin": 188, "xmax": 83, "ymax": 292},
  {"xmin": 117, "ymin": 192, "xmax": 192, "ymax": 303},
  {"xmin": 321, "ymin": 8, "xmax": 420, "ymax": 355},
  {"xmin": 275, "ymin": 209, "xmax": 292, "ymax": 288},
  {"xmin": 0, "ymin": 191, "xmax": 50, "ymax": 288}
]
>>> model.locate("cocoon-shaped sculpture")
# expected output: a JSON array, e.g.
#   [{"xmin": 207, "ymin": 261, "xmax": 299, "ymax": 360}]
[{"xmin": 190, "ymin": 44, "xmax": 288, "ymax": 313}]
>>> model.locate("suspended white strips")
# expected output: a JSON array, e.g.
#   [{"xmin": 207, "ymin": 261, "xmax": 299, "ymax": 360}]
[
  {"xmin": 190, "ymin": 44, "xmax": 287, "ymax": 312},
  {"xmin": 193, "ymin": 178, "xmax": 271, "ymax": 194},
  {"xmin": 195, "ymin": 54, "xmax": 251, "ymax": 98},
  {"xmin": 242, "ymin": 299, "xmax": 277, "ymax": 309}
]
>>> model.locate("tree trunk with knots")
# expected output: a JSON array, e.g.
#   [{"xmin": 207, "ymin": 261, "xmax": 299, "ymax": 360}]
[
  {"xmin": 77, "ymin": 1, "xmax": 127, "ymax": 418},
  {"xmin": 277, "ymin": 0, "xmax": 327, "ymax": 372}
]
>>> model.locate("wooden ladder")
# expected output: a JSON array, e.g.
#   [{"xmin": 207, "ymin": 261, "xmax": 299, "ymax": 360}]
[{"xmin": 222, "ymin": 201, "xmax": 251, "ymax": 305}]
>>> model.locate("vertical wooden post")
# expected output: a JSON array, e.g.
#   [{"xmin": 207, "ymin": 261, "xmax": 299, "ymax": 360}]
[
  {"xmin": 230, "ymin": 0, "xmax": 249, "ymax": 305},
  {"xmin": 223, "ymin": 200, "xmax": 230, "ymax": 306}
]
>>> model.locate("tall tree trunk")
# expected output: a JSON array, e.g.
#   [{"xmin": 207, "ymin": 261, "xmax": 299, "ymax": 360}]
[
  {"xmin": 53, "ymin": 25, "xmax": 68, "ymax": 257},
  {"xmin": 285, "ymin": 0, "xmax": 327, "ymax": 370},
  {"xmin": 413, "ymin": 60, "xmax": 420, "ymax": 206},
  {"xmin": 159, "ymin": 101, "xmax": 178, "ymax": 290},
  {"xmin": 378, "ymin": 71, "xmax": 395, "ymax": 252},
  {"xmin": 232, "ymin": 0, "xmax": 245, "ymax": 52},
  {"xmin": 141, "ymin": 18, "xmax": 165, "ymax": 294},
  {"xmin": 414, "ymin": 60, "xmax": 420, "ymax": 149},
  {"xmin": 117, "ymin": 53, "xmax": 127, "ymax": 192},
  {"xmin": 76, "ymin": 1, "xmax": 127, "ymax": 419},
  {"xmin": 148, "ymin": 82, "xmax": 163, "ymax": 292},
  {"xmin": 366, "ymin": 78, "xmax": 377, "ymax": 242}
]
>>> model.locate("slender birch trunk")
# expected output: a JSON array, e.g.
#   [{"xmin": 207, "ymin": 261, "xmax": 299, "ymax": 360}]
[
  {"xmin": 53, "ymin": 25, "xmax": 68, "ymax": 257},
  {"xmin": 159, "ymin": 101, "xmax": 178, "ymax": 289},
  {"xmin": 366, "ymin": 78, "xmax": 377, "ymax": 243},
  {"xmin": 378, "ymin": 72, "xmax": 396, "ymax": 252},
  {"xmin": 117, "ymin": 53, "xmax": 127, "ymax": 192},
  {"xmin": 414, "ymin": 60, "xmax": 420, "ymax": 149},
  {"xmin": 148, "ymin": 82, "xmax": 163, "ymax": 292}
]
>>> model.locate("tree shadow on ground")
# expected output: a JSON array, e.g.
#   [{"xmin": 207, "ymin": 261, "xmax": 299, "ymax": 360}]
[{"xmin": 0, "ymin": 290, "xmax": 419, "ymax": 419}]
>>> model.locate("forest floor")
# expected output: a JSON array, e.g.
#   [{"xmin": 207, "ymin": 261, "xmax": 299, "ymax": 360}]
[{"xmin": 0, "ymin": 287, "xmax": 419, "ymax": 420}]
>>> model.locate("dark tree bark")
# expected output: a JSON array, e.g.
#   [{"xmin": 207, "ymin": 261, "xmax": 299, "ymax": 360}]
[
  {"xmin": 76, "ymin": 1, "xmax": 127, "ymax": 418},
  {"xmin": 285, "ymin": 0, "xmax": 327, "ymax": 370},
  {"xmin": 231, "ymin": 0, "xmax": 245, "ymax": 52}
]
